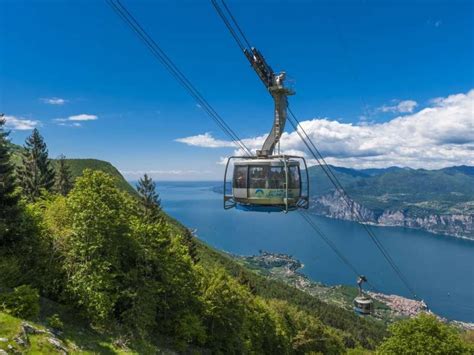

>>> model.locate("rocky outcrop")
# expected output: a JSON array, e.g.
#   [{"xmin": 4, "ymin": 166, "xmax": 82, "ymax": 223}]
[
  {"xmin": 311, "ymin": 192, "xmax": 377, "ymax": 222},
  {"xmin": 310, "ymin": 192, "xmax": 474, "ymax": 240},
  {"xmin": 377, "ymin": 211, "xmax": 474, "ymax": 239}
]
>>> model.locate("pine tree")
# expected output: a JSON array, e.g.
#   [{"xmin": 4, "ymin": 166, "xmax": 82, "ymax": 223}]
[
  {"xmin": 55, "ymin": 154, "xmax": 73, "ymax": 196},
  {"xmin": 0, "ymin": 115, "xmax": 20, "ymax": 244},
  {"xmin": 18, "ymin": 128, "xmax": 55, "ymax": 200},
  {"xmin": 183, "ymin": 229, "xmax": 200, "ymax": 264},
  {"xmin": 136, "ymin": 173, "xmax": 161, "ymax": 221}
]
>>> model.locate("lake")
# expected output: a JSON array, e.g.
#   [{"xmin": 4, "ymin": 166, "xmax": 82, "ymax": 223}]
[{"xmin": 148, "ymin": 181, "xmax": 474, "ymax": 322}]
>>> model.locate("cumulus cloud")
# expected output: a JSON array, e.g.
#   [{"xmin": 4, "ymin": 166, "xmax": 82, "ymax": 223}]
[
  {"xmin": 3, "ymin": 115, "xmax": 40, "ymax": 130},
  {"xmin": 175, "ymin": 132, "xmax": 235, "ymax": 148},
  {"xmin": 176, "ymin": 90, "xmax": 474, "ymax": 169},
  {"xmin": 379, "ymin": 99, "xmax": 418, "ymax": 113},
  {"xmin": 40, "ymin": 97, "xmax": 68, "ymax": 105}
]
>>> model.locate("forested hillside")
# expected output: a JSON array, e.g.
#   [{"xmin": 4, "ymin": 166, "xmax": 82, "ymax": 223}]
[
  {"xmin": 1, "ymin": 123, "xmax": 472, "ymax": 354},
  {"xmin": 309, "ymin": 165, "xmax": 474, "ymax": 212},
  {"xmin": 9, "ymin": 142, "xmax": 136, "ymax": 196},
  {"xmin": 308, "ymin": 165, "xmax": 474, "ymax": 238}
]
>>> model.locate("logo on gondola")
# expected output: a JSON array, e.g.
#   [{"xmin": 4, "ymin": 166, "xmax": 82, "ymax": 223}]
[{"xmin": 255, "ymin": 189, "xmax": 264, "ymax": 197}]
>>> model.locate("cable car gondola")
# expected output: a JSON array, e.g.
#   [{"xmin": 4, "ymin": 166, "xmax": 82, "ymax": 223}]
[
  {"xmin": 224, "ymin": 155, "xmax": 309, "ymax": 212},
  {"xmin": 223, "ymin": 48, "xmax": 309, "ymax": 212},
  {"xmin": 353, "ymin": 275, "xmax": 374, "ymax": 315}
]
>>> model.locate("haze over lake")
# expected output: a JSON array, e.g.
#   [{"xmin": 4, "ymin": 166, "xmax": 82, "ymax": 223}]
[{"xmin": 143, "ymin": 181, "xmax": 474, "ymax": 323}]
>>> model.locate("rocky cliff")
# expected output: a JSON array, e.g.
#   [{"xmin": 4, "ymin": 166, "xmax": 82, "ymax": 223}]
[{"xmin": 310, "ymin": 192, "xmax": 474, "ymax": 240}]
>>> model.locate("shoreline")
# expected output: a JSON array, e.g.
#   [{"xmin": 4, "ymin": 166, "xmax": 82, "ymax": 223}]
[
  {"xmin": 230, "ymin": 249, "xmax": 474, "ymax": 329},
  {"xmin": 309, "ymin": 210, "xmax": 474, "ymax": 241}
]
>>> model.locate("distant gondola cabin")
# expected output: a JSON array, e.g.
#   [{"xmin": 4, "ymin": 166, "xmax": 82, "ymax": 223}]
[{"xmin": 354, "ymin": 296, "xmax": 374, "ymax": 315}]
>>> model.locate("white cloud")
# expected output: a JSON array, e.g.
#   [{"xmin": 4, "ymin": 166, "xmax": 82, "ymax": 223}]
[
  {"xmin": 176, "ymin": 90, "xmax": 474, "ymax": 169},
  {"xmin": 57, "ymin": 122, "xmax": 81, "ymax": 128},
  {"xmin": 175, "ymin": 132, "xmax": 235, "ymax": 148},
  {"xmin": 379, "ymin": 100, "xmax": 418, "ymax": 113},
  {"xmin": 3, "ymin": 115, "xmax": 40, "ymax": 130},
  {"xmin": 68, "ymin": 114, "xmax": 97, "ymax": 121},
  {"xmin": 54, "ymin": 114, "xmax": 97, "ymax": 126},
  {"xmin": 40, "ymin": 97, "xmax": 68, "ymax": 105}
]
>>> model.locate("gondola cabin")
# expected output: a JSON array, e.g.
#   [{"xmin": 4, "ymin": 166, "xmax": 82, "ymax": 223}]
[
  {"xmin": 353, "ymin": 296, "xmax": 374, "ymax": 315},
  {"xmin": 224, "ymin": 155, "xmax": 309, "ymax": 212},
  {"xmin": 353, "ymin": 275, "xmax": 374, "ymax": 315}
]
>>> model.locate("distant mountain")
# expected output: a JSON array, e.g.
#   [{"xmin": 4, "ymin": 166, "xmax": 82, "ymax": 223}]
[
  {"xmin": 359, "ymin": 166, "xmax": 408, "ymax": 176},
  {"xmin": 440, "ymin": 165, "xmax": 474, "ymax": 176},
  {"xmin": 308, "ymin": 165, "xmax": 474, "ymax": 239}
]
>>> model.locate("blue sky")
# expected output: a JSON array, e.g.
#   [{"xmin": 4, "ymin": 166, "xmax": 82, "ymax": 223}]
[{"xmin": 1, "ymin": 0, "xmax": 473, "ymax": 180}]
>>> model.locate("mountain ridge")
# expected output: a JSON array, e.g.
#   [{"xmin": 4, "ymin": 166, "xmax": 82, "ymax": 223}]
[{"xmin": 308, "ymin": 164, "xmax": 474, "ymax": 239}]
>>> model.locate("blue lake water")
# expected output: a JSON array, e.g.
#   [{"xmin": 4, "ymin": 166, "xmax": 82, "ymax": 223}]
[{"xmin": 148, "ymin": 181, "xmax": 474, "ymax": 322}]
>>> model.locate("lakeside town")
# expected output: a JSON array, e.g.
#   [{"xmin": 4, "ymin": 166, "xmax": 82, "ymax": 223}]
[{"xmin": 232, "ymin": 250, "xmax": 474, "ymax": 330}]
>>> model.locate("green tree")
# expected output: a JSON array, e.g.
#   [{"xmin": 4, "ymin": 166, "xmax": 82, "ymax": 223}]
[
  {"xmin": 200, "ymin": 267, "xmax": 251, "ymax": 352},
  {"xmin": 0, "ymin": 115, "xmax": 20, "ymax": 245},
  {"xmin": 123, "ymin": 221, "xmax": 204, "ymax": 346},
  {"xmin": 182, "ymin": 229, "xmax": 199, "ymax": 264},
  {"xmin": 377, "ymin": 313, "xmax": 473, "ymax": 355},
  {"xmin": 55, "ymin": 154, "xmax": 73, "ymax": 196},
  {"xmin": 268, "ymin": 299, "xmax": 346, "ymax": 354},
  {"xmin": 58, "ymin": 169, "xmax": 204, "ymax": 343},
  {"xmin": 0, "ymin": 121, "xmax": 54, "ymax": 289},
  {"xmin": 243, "ymin": 297, "xmax": 289, "ymax": 354},
  {"xmin": 18, "ymin": 128, "xmax": 55, "ymax": 200},
  {"xmin": 136, "ymin": 174, "xmax": 161, "ymax": 221},
  {"xmin": 63, "ymin": 169, "xmax": 133, "ymax": 324}
]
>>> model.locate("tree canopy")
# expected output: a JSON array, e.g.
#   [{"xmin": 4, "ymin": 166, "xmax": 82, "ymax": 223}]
[{"xmin": 377, "ymin": 313, "xmax": 473, "ymax": 355}]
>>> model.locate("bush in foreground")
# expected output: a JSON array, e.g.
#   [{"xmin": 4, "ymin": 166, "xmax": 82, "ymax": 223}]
[
  {"xmin": 377, "ymin": 313, "xmax": 473, "ymax": 355},
  {"xmin": 0, "ymin": 285, "xmax": 40, "ymax": 319}
]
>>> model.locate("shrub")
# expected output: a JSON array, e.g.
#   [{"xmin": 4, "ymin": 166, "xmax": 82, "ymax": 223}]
[
  {"xmin": 0, "ymin": 285, "xmax": 40, "ymax": 319},
  {"xmin": 47, "ymin": 314, "xmax": 64, "ymax": 331}
]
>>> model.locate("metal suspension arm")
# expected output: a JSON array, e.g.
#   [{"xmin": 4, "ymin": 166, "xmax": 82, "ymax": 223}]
[
  {"xmin": 244, "ymin": 47, "xmax": 274, "ymax": 88},
  {"xmin": 244, "ymin": 47, "xmax": 295, "ymax": 157},
  {"xmin": 357, "ymin": 275, "xmax": 368, "ymax": 297}
]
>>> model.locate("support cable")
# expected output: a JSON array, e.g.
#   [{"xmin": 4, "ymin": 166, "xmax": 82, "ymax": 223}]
[
  {"xmin": 210, "ymin": 0, "xmax": 247, "ymax": 51},
  {"xmin": 217, "ymin": 0, "xmax": 253, "ymax": 49},
  {"xmin": 106, "ymin": 0, "xmax": 253, "ymax": 156},
  {"xmin": 299, "ymin": 211, "xmax": 380, "ymax": 293}
]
